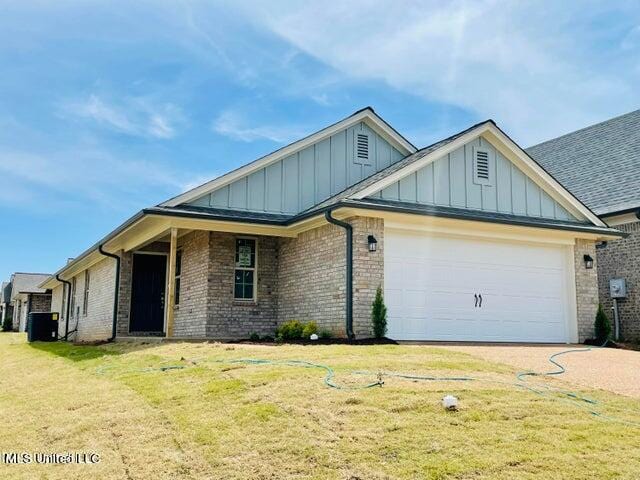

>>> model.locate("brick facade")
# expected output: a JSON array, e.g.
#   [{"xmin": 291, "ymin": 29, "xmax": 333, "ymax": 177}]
[
  {"xmin": 173, "ymin": 231, "xmax": 209, "ymax": 337},
  {"xmin": 206, "ymin": 233, "xmax": 278, "ymax": 338},
  {"xmin": 171, "ymin": 231, "xmax": 279, "ymax": 339},
  {"xmin": 574, "ymin": 239, "xmax": 599, "ymax": 342},
  {"xmin": 56, "ymin": 216, "xmax": 601, "ymax": 344},
  {"xmin": 30, "ymin": 293, "xmax": 52, "ymax": 312},
  {"xmin": 14, "ymin": 293, "xmax": 52, "ymax": 332},
  {"xmin": 596, "ymin": 221, "xmax": 640, "ymax": 341},
  {"xmin": 351, "ymin": 217, "xmax": 384, "ymax": 337},
  {"xmin": 278, "ymin": 223, "xmax": 346, "ymax": 336},
  {"xmin": 63, "ymin": 257, "xmax": 117, "ymax": 342}
]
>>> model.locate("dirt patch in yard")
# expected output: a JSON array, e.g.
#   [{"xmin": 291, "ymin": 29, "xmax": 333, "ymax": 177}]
[{"xmin": 442, "ymin": 344, "xmax": 640, "ymax": 398}]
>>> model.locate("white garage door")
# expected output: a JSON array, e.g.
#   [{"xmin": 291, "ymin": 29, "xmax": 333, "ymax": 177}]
[{"xmin": 385, "ymin": 229, "xmax": 572, "ymax": 343}]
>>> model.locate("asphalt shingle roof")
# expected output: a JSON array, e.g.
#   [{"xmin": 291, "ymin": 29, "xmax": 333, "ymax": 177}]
[
  {"xmin": 10, "ymin": 273, "xmax": 51, "ymax": 301},
  {"xmin": 527, "ymin": 109, "xmax": 640, "ymax": 216}
]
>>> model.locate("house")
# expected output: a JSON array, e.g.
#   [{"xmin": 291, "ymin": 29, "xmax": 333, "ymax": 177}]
[
  {"xmin": 528, "ymin": 109, "xmax": 640, "ymax": 341},
  {"xmin": 9, "ymin": 273, "xmax": 52, "ymax": 332},
  {"xmin": 39, "ymin": 108, "xmax": 621, "ymax": 344},
  {"xmin": 1, "ymin": 281, "xmax": 13, "ymax": 329}
]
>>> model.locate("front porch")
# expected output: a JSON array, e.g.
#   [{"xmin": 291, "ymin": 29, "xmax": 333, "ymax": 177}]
[
  {"xmin": 114, "ymin": 229, "xmax": 280, "ymax": 340},
  {"xmin": 100, "ymin": 212, "xmax": 381, "ymax": 341}
]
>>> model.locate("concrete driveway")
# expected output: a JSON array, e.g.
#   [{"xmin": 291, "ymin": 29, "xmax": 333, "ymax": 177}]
[{"xmin": 442, "ymin": 344, "xmax": 640, "ymax": 398}]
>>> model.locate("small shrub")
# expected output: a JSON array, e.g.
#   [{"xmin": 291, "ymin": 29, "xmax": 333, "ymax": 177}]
[
  {"xmin": 1, "ymin": 315, "xmax": 12, "ymax": 332},
  {"xmin": 595, "ymin": 303, "xmax": 612, "ymax": 343},
  {"xmin": 371, "ymin": 286, "xmax": 387, "ymax": 339},
  {"xmin": 302, "ymin": 321, "xmax": 318, "ymax": 339},
  {"xmin": 249, "ymin": 332, "xmax": 260, "ymax": 341},
  {"xmin": 319, "ymin": 329, "xmax": 332, "ymax": 340},
  {"xmin": 276, "ymin": 320, "xmax": 305, "ymax": 340}
]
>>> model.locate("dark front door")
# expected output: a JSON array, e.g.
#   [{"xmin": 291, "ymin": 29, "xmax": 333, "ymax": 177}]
[{"xmin": 130, "ymin": 253, "xmax": 167, "ymax": 334}]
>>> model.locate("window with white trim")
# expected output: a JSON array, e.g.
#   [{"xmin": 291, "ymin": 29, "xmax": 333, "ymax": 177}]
[
  {"xmin": 234, "ymin": 238, "xmax": 256, "ymax": 301},
  {"xmin": 82, "ymin": 270, "xmax": 90, "ymax": 316}
]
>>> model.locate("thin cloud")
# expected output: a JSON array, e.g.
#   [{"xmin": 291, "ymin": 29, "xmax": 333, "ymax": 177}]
[
  {"xmin": 231, "ymin": 1, "xmax": 640, "ymax": 145},
  {"xmin": 212, "ymin": 109, "xmax": 307, "ymax": 143},
  {"xmin": 0, "ymin": 147, "xmax": 193, "ymax": 212},
  {"xmin": 61, "ymin": 94, "xmax": 184, "ymax": 140}
]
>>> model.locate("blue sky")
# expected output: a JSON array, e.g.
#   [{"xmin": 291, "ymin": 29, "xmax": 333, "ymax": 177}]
[{"xmin": 1, "ymin": 1, "xmax": 639, "ymax": 281}]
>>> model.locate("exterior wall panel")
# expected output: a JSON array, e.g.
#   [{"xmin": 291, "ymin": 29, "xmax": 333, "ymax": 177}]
[
  {"xmin": 371, "ymin": 135, "xmax": 581, "ymax": 222},
  {"xmin": 187, "ymin": 122, "xmax": 405, "ymax": 214}
]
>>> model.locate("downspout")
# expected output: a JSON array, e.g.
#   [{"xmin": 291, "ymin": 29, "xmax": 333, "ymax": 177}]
[
  {"xmin": 98, "ymin": 245, "xmax": 120, "ymax": 342},
  {"xmin": 55, "ymin": 274, "xmax": 72, "ymax": 340},
  {"xmin": 324, "ymin": 210, "xmax": 354, "ymax": 340}
]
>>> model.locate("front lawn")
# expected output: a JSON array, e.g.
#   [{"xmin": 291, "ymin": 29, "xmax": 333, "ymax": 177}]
[{"xmin": 0, "ymin": 333, "xmax": 639, "ymax": 479}]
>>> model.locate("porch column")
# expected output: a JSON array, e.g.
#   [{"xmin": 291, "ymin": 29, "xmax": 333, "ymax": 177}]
[{"xmin": 166, "ymin": 227, "xmax": 178, "ymax": 337}]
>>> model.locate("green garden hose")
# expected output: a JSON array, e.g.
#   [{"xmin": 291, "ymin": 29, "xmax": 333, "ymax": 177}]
[{"xmin": 94, "ymin": 345, "xmax": 639, "ymax": 426}]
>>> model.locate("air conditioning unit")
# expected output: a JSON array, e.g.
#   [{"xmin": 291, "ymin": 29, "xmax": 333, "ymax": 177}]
[{"xmin": 27, "ymin": 312, "xmax": 59, "ymax": 342}]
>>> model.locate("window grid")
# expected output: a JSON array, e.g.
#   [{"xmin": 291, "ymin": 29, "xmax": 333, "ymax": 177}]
[{"xmin": 234, "ymin": 238, "xmax": 256, "ymax": 301}]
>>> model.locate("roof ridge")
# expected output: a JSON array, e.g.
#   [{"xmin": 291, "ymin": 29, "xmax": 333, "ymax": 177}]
[
  {"xmin": 528, "ymin": 108, "xmax": 640, "ymax": 150},
  {"xmin": 159, "ymin": 106, "xmax": 416, "ymax": 208}
]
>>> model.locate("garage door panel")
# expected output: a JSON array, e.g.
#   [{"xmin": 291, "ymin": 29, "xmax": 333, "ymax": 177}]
[{"xmin": 385, "ymin": 229, "xmax": 571, "ymax": 343}]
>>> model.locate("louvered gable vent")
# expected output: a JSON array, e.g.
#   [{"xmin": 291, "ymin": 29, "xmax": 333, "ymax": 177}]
[
  {"xmin": 353, "ymin": 131, "xmax": 372, "ymax": 165},
  {"xmin": 357, "ymin": 134, "xmax": 369, "ymax": 159},
  {"xmin": 473, "ymin": 148, "xmax": 492, "ymax": 185}
]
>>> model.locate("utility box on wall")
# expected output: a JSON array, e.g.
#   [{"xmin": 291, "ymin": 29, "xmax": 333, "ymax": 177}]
[{"xmin": 610, "ymin": 278, "xmax": 627, "ymax": 299}]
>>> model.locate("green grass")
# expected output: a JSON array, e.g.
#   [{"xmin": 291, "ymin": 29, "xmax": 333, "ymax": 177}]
[{"xmin": 1, "ymin": 333, "xmax": 639, "ymax": 479}]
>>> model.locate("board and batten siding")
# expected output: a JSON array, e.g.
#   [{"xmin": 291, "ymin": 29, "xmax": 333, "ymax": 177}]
[
  {"xmin": 371, "ymin": 136, "xmax": 579, "ymax": 222},
  {"xmin": 187, "ymin": 122, "xmax": 405, "ymax": 214}
]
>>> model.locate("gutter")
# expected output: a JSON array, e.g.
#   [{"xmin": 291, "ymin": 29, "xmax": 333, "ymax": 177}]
[
  {"xmin": 98, "ymin": 245, "xmax": 120, "ymax": 342},
  {"xmin": 55, "ymin": 274, "xmax": 72, "ymax": 340},
  {"xmin": 324, "ymin": 210, "xmax": 354, "ymax": 340}
]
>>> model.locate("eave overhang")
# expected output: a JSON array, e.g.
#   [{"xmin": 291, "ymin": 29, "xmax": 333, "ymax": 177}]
[{"xmin": 41, "ymin": 199, "xmax": 623, "ymax": 290}]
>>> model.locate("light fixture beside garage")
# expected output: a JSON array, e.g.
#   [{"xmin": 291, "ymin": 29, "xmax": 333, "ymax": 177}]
[
  {"xmin": 367, "ymin": 235, "xmax": 378, "ymax": 252},
  {"xmin": 583, "ymin": 254, "xmax": 594, "ymax": 269}
]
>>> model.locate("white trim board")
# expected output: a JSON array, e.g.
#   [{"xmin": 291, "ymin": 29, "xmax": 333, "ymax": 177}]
[
  {"xmin": 350, "ymin": 122, "xmax": 606, "ymax": 228},
  {"xmin": 161, "ymin": 108, "xmax": 416, "ymax": 208}
]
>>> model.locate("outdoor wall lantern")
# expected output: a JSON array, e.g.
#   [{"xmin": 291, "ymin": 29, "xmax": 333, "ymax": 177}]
[
  {"xmin": 583, "ymin": 254, "xmax": 594, "ymax": 269},
  {"xmin": 367, "ymin": 235, "xmax": 378, "ymax": 252}
]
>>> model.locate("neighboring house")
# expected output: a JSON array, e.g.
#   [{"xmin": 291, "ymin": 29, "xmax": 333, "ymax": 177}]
[
  {"xmin": 40, "ymin": 107, "xmax": 621, "ymax": 344},
  {"xmin": 1, "ymin": 281, "xmax": 13, "ymax": 328},
  {"xmin": 528, "ymin": 109, "xmax": 640, "ymax": 341},
  {"xmin": 9, "ymin": 273, "xmax": 52, "ymax": 332}
]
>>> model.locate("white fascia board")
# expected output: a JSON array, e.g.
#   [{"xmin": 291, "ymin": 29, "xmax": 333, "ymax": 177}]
[
  {"xmin": 603, "ymin": 212, "xmax": 639, "ymax": 227},
  {"xmin": 484, "ymin": 124, "xmax": 606, "ymax": 227},
  {"xmin": 350, "ymin": 122, "xmax": 606, "ymax": 228},
  {"xmin": 160, "ymin": 109, "xmax": 416, "ymax": 208}
]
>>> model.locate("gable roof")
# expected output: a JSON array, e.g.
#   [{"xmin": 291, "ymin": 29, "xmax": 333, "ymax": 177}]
[
  {"xmin": 301, "ymin": 119, "xmax": 490, "ymax": 215},
  {"xmin": 527, "ymin": 109, "xmax": 640, "ymax": 217},
  {"xmin": 43, "ymin": 111, "xmax": 623, "ymax": 289},
  {"xmin": 300, "ymin": 120, "xmax": 606, "ymax": 228},
  {"xmin": 161, "ymin": 107, "xmax": 417, "ymax": 208},
  {"xmin": 10, "ymin": 273, "xmax": 51, "ymax": 301}
]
